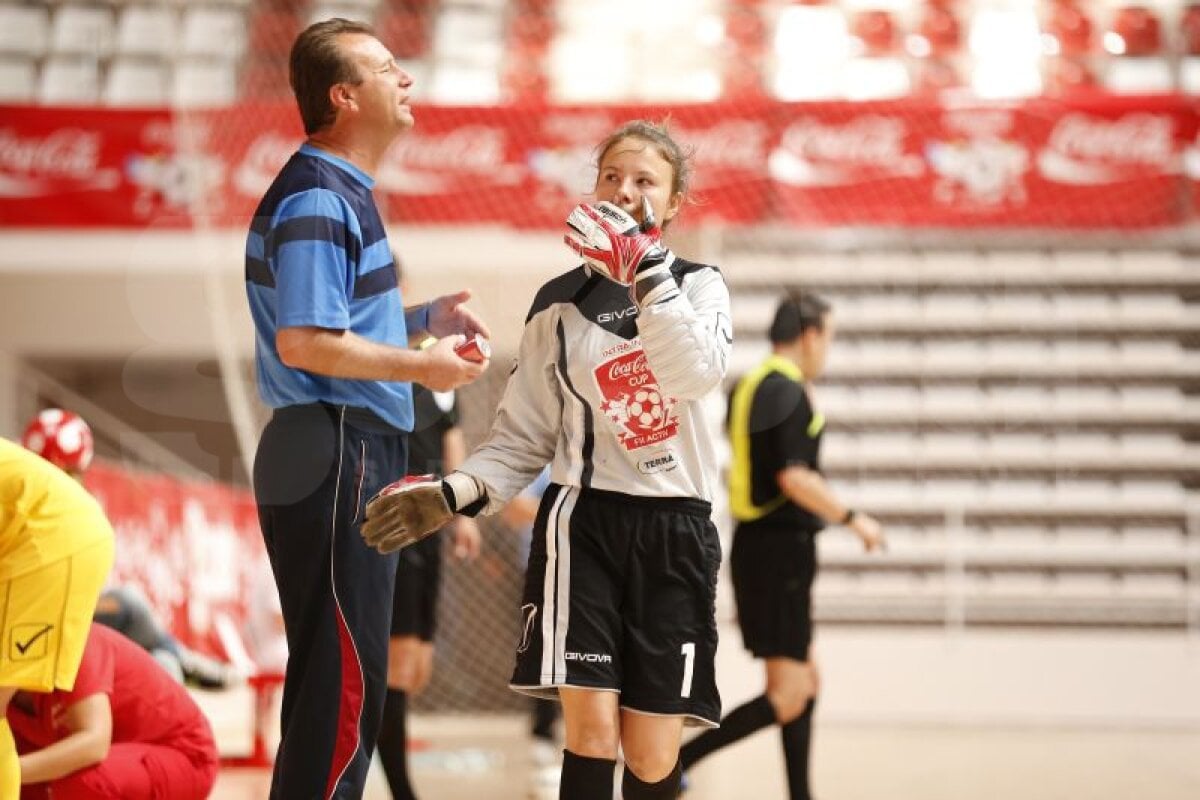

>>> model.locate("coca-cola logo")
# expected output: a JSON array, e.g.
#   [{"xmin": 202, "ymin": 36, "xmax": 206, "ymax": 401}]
[
  {"xmin": 607, "ymin": 353, "xmax": 648, "ymax": 382},
  {"xmin": 543, "ymin": 113, "xmax": 613, "ymax": 143},
  {"xmin": 769, "ymin": 114, "xmax": 923, "ymax": 186},
  {"xmin": 0, "ymin": 129, "xmax": 101, "ymax": 178},
  {"xmin": 942, "ymin": 109, "xmax": 1016, "ymax": 139},
  {"xmin": 676, "ymin": 120, "xmax": 769, "ymax": 170},
  {"xmin": 1046, "ymin": 113, "xmax": 1176, "ymax": 166},
  {"xmin": 234, "ymin": 132, "xmax": 298, "ymax": 196},
  {"xmin": 389, "ymin": 125, "xmax": 508, "ymax": 171},
  {"xmin": 595, "ymin": 348, "xmax": 679, "ymax": 450},
  {"xmin": 780, "ymin": 115, "xmax": 911, "ymax": 165}
]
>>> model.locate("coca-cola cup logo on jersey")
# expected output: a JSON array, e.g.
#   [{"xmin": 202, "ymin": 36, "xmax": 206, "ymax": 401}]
[
  {"xmin": 594, "ymin": 349, "xmax": 679, "ymax": 451},
  {"xmin": 1037, "ymin": 112, "xmax": 1179, "ymax": 185}
]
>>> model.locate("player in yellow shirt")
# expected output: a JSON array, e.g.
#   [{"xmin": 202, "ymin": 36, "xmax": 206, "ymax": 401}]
[{"xmin": 0, "ymin": 437, "xmax": 114, "ymax": 796}]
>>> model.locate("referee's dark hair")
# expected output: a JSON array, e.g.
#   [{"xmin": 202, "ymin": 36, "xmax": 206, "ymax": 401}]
[{"xmin": 769, "ymin": 291, "xmax": 831, "ymax": 344}]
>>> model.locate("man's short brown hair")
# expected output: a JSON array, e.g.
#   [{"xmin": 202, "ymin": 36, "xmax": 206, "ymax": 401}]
[{"xmin": 289, "ymin": 18, "xmax": 375, "ymax": 135}]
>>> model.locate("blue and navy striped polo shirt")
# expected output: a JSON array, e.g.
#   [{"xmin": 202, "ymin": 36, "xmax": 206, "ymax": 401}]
[{"xmin": 245, "ymin": 143, "xmax": 413, "ymax": 431}]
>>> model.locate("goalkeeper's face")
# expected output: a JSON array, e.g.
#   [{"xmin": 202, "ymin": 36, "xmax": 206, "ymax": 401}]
[{"xmin": 594, "ymin": 137, "xmax": 683, "ymax": 231}]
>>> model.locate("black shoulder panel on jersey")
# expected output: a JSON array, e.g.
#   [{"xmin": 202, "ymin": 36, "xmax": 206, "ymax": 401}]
[
  {"xmin": 526, "ymin": 266, "xmax": 592, "ymax": 323},
  {"xmin": 574, "ymin": 275, "xmax": 640, "ymax": 340},
  {"xmin": 670, "ymin": 257, "xmax": 721, "ymax": 286}
]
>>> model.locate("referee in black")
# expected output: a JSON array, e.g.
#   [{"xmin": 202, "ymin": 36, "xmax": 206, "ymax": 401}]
[{"xmin": 680, "ymin": 292, "xmax": 884, "ymax": 799}]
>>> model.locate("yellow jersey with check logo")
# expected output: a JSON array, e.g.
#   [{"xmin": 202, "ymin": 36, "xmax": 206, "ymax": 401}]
[{"xmin": 0, "ymin": 438, "xmax": 113, "ymax": 581}]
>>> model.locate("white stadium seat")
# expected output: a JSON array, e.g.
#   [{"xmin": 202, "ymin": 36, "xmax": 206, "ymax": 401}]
[
  {"xmin": 38, "ymin": 55, "xmax": 100, "ymax": 105},
  {"xmin": 173, "ymin": 58, "xmax": 237, "ymax": 107},
  {"xmin": 104, "ymin": 57, "xmax": 169, "ymax": 107},
  {"xmin": 115, "ymin": 5, "xmax": 177, "ymax": 59},
  {"xmin": 0, "ymin": 4, "xmax": 48, "ymax": 56},
  {"xmin": 0, "ymin": 56, "xmax": 36, "ymax": 102},
  {"xmin": 180, "ymin": 6, "xmax": 246, "ymax": 60},
  {"xmin": 50, "ymin": 5, "xmax": 114, "ymax": 57}
]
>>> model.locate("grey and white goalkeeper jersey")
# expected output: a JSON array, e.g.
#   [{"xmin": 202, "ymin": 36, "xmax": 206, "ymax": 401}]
[{"xmin": 459, "ymin": 254, "xmax": 733, "ymax": 513}]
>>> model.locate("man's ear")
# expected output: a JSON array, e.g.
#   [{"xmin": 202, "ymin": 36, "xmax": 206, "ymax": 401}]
[{"xmin": 329, "ymin": 82, "xmax": 356, "ymax": 114}]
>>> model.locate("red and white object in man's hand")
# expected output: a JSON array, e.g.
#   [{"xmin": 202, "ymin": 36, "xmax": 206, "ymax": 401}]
[{"xmin": 454, "ymin": 334, "xmax": 491, "ymax": 363}]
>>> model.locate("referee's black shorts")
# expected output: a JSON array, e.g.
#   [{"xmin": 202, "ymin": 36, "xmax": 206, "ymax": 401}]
[
  {"xmin": 390, "ymin": 531, "xmax": 442, "ymax": 641},
  {"xmin": 730, "ymin": 523, "xmax": 819, "ymax": 662},
  {"xmin": 510, "ymin": 483, "xmax": 722, "ymax": 728}
]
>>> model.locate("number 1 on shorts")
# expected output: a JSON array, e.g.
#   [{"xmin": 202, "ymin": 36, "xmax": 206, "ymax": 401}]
[{"xmin": 680, "ymin": 642, "xmax": 695, "ymax": 698}]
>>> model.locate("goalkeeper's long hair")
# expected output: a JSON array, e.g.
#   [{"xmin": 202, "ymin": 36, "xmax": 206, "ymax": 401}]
[{"xmin": 593, "ymin": 119, "xmax": 696, "ymax": 226}]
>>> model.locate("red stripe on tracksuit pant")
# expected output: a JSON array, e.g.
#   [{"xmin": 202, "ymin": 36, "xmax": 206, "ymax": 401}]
[{"xmin": 254, "ymin": 403, "xmax": 406, "ymax": 799}]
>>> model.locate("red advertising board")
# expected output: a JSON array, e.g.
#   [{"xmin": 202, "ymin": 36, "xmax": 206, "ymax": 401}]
[{"xmin": 2, "ymin": 95, "xmax": 1196, "ymax": 230}]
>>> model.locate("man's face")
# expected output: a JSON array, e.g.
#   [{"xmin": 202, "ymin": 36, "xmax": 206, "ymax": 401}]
[
  {"xmin": 802, "ymin": 313, "xmax": 834, "ymax": 379},
  {"xmin": 338, "ymin": 33, "xmax": 415, "ymax": 134},
  {"xmin": 593, "ymin": 137, "xmax": 683, "ymax": 229}
]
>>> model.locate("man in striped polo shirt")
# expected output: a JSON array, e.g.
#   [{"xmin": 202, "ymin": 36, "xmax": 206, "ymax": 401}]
[{"xmin": 245, "ymin": 18, "xmax": 489, "ymax": 799}]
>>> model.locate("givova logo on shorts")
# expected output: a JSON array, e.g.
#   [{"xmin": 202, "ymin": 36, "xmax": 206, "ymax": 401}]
[{"xmin": 564, "ymin": 651, "xmax": 613, "ymax": 664}]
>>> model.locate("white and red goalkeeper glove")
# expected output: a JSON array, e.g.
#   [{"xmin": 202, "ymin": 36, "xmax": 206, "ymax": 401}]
[{"xmin": 564, "ymin": 199, "xmax": 668, "ymax": 293}]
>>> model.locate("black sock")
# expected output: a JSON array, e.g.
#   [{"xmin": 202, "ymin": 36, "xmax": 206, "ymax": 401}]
[
  {"xmin": 377, "ymin": 688, "xmax": 416, "ymax": 800},
  {"xmin": 559, "ymin": 749, "xmax": 615, "ymax": 800},
  {"xmin": 680, "ymin": 694, "xmax": 776, "ymax": 769},
  {"xmin": 622, "ymin": 758, "xmax": 682, "ymax": 799},
  {"xmin": 780, "ymin": 697, "xmax": 816, "ymax": 800},
  {"xmin": 531, "ymin": 697, "xmax": 558, "ymax": 740}
]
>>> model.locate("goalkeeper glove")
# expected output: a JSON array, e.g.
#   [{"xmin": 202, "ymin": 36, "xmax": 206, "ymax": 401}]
[
  {"xmin": 564, "ymin": 198, "xmax": 667, "ymax": 291},
  {"xmin": 360, "ymin": 472, "xmax": 483, "ymax": 554}
]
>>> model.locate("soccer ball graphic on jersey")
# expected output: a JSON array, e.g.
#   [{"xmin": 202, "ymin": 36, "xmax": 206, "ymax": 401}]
[
  {"xmin": 595, "ymin": 349, "xmax": 679, "ymax": 450},
  {"xmin": 627, "ymin": 389, "xmax": 664, "ymax": 428},
  {"xmin": 21, "ymin": 408, "xmax": 95, "ymax": 474}
]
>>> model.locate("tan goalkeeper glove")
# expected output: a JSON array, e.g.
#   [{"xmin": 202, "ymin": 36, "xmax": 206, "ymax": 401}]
[{"xmin": 361, "ymin": 473, "xmax": 482, "ymax": 554}]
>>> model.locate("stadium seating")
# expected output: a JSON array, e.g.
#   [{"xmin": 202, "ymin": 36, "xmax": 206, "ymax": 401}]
[
  {"xmin": 0, "ymin": 4, "xmax": 48, "ymax": 57},
  {"xmin": 104, "ymin": 56, "xmax": 170, "ymax": 106},
  {"xmin": 49, "ymin": 5, "xmax": 115, "ymax": 58},
  {"xmin": 1102, "ymin": 5, "xmax": 1173, "ymax": 92},
  {"xmin": 729, "ymin": 247, "xmax": 1199, "ymax": 628},
  {"xmin": 38, "ymin": 54, "xmax": 100, "ymax": 105},
  {"xmin": 4, "ymin": 0, "xmax": 1199, "ymax": 108},
  {"xmin": 114, "ymin": 4, "xmax": 178, "ymax": 60},
  {"xmin": 0, "ymin": 55, "xmax": 36, "ymax": 102}
]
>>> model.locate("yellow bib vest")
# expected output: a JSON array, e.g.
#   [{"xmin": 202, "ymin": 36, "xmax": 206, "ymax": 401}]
[{"xmin": 728, "ymin": 355, "xmax": 824, "ymax": 522}]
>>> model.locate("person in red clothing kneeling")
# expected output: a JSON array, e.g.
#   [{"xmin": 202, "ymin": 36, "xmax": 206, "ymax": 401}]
[{"xmin": 7, "ymin": 623, "xmax": 218, "ymax": 800}]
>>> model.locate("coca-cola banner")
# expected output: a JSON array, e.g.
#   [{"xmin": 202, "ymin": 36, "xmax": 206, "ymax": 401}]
[
  {"xmin": 770, "ymin": 95, "xmax": 1196, "ymax": 227},
  {"xmin": 2, "ymin": 96, "xmax": 1196, "ymax": 229},
  {"xmin": 85, "ymin": 461, "xmax": 268, "ymax": 661}
]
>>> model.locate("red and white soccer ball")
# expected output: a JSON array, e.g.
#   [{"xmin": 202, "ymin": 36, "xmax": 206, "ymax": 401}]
[
  {"xmin": 21, "ymin": 409, "xmax": 94, "ymax": 474},
  {"xmin": 627, "ymin": 389, "xmax": 665, "ymax": 430}
]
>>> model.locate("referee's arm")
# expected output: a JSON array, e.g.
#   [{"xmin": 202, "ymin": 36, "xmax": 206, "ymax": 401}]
[{"xmin": 777, "ymin": 466, "xmax": 886, "ymax": 552}]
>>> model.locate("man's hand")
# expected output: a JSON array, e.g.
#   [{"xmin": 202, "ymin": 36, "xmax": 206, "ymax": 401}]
[
  {"xmin": 564, "ymin": 200, "xmax": 665, "ymax": 286},
  {"xmin": 419, "ymin": 335, "xmax": 486, "ymax": 391},
  {"xmin": 850, "ymin": 512, "xmax": 886, "ymax": 553},
  {"xmin": 361, "ymin": 475, "xmax": 454, "ymax": 553},
  {"xmin": 448, "ymin": 516, "xmax": 482, "ymax": 561},
  {"xmin": 427, "ymin": 290, "xmax": 491, "ymax": 340}
]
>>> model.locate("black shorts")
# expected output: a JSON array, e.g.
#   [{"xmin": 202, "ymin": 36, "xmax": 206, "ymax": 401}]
[
  {"xmin": 390, "ymin": 531, "xmax": 442, "ymax": 641},
  {"xmin": 510, "ymin": 484, "xmax": 722, "ymax": 728},
  {"xmin": 731, "ymin": 524, "xmax": 818, "ymax": 662}
]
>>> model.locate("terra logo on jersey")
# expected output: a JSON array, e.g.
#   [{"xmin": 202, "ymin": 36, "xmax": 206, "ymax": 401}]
[
  {"xmin": 637, "ymin": 452, "xmax": 677, "ymax": 475},
  {"xmin": 594, "ymin": 347, "xmax": 679, "ymax": 451}
]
